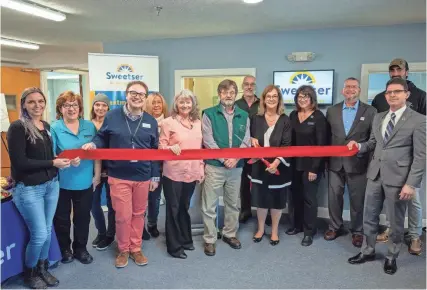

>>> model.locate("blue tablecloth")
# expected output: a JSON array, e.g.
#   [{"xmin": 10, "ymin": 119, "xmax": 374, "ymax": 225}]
[{"xmin": 1, "ymin": 198, "xmax": 62, "ymax": 283}]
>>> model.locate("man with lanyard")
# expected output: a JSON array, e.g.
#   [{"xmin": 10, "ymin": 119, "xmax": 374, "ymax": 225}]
[{"xmin": 235, "ymin": 75, "xmax": 260, "ymax": 223}]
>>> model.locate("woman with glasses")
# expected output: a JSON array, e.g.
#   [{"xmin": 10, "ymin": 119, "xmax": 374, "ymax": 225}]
[
  {"xmin": 82, "ymin": 81, "xmax": 160, "ymax": 269},
  {"xmin": 288, "ymin": 85, "xmax": 328, "ymax": 247},
  {"xmin": 51, "ymin": 91, "xmax": 96, "ymax": 264}
]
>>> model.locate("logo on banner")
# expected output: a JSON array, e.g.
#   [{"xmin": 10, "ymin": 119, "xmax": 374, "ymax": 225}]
[{"xmin": 105, "ymin": 63, "xmax": 144, "ymax": 82}]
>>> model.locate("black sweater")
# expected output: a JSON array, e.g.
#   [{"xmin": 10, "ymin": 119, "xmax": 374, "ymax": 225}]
[{"xmin": 7, "ymin": 120, "xmax": 57, "ymax": 186}]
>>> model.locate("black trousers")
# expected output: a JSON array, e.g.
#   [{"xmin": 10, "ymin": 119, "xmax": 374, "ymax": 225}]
[
  {"xmin": 54, "ymin": 187, "xmax": 93, "ymax": 253},
  {"xmin": 163, "ymin": 176, "xmax": 196, "ymax": 255},
  {"xmin": 290, "ymin": 171, "xmax": 320, "ymax": 236},
  {"xmin": 240, "ymin": 161, "xmax": 252, "ymax": 215}
]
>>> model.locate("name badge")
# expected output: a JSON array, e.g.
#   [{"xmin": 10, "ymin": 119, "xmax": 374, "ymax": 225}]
[
  {"xmin": 142, "ymin": 123, "xmax": 151, "ymax": 128},
  {"xmin": 360, "ymin": 117, "xmax": 365, "ymax": 121},
  {"xmin": 307, "ymin": 122, "xmax": 315, "ymax": 125}
]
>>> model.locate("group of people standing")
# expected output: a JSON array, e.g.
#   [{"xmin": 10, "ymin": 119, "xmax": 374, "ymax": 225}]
[{"xmin": 6, "ymin": 57, "xmax": 425, "ymax": 289}]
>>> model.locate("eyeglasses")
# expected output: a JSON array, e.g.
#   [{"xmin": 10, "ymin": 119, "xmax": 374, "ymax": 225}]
[
  {"xmin": 265, "ymin": 95, "xmax": 278, "ymax": 100},
  {"xmin": 128, "ymin": 91, "xmax": 147, "ymax": 98},
  {"xmin": 63, "ymin": 103, "xmax": 79, "ymax": 109},
  {"xmin": 344, "ymin": 85, "xmax": 359, "ymax": 89},
  {"xmin": 297, "ymin": 95, "xmax": 310, "ymax": 100},
  {"xmin": 385, "ymin": 90, "xmax": 407, "ymax": 96},
  {"xmin": 243, "ymin": 82, "xmax": 256, "ymax": 87}
]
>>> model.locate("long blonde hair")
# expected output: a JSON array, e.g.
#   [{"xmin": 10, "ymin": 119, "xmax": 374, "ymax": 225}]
[
  {"xmin": 258, "ymin": 85, "xmax": 285, "ymax": 115},
  {"xmin": 145, "ymin": 92, "xmax": 168, "ymax": 118}
]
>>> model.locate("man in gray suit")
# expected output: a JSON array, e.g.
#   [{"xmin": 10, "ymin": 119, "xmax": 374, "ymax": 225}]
[
  {"xmin": 347, "ymin": 77, "xmax": 426, "ymax": 275},
  {"xmin": 325, "ymin": 77, "xmax": 376, "ymax": 248}
]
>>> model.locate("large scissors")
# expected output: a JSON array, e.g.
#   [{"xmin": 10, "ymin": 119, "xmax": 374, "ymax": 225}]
[{"xmin": 234, "ymin": 134, "xmax": 280, "ymax": 176}]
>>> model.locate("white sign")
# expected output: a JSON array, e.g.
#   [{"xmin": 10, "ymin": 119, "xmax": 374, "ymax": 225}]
[
  {"xmin": 0, "ymin": 93, "xmax": 10, "ymax": 132},
  {"xmin": 274, "ymin": 70, "xmax": 335, "ymax": 105}
]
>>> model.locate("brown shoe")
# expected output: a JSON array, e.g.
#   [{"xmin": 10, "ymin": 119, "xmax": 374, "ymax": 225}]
[
  {"xmin": 115, "ymin": 252, "xmax": 129, "ymax": 268},
  {"xmin": 324, "ymin": 230, "xmax": 338, "ymax": 241},
  {"xmin": 204, "ymin": 243, "xmax": 216, "ymax": 256},
  {"xmin": 222, "ymin": 236, "xmax": 242, "ymax": 249},
  {"xmin": 352, "ymin": 234, "xmax": 363, "ymax": 248},
  {"xmin": 408, "ymin": 238, "xmax": 422, "ymax": 256},
  {"xmin": 376, "ymin": 228, "xmax": 389, "ymax": 243},
  {"xmin": 130, "ymin": 251, "xmax": 148, "ymax": 266}
]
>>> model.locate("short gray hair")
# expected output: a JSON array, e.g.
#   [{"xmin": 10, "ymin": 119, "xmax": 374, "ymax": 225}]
[{"xmin": 171, "ymin": 89, "xmax": 200, "ymax": 120}]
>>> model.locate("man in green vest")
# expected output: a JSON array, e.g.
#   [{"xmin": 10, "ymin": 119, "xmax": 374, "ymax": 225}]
[{"xmin": 201, "ymin": 79, "xmax": 250, "ymax": 256}]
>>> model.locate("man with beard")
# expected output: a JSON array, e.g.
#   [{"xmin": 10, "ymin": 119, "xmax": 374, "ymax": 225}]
[
  {"xmin": 371, "ymin": 58, "xmax": 426, "ymax": 255},
  {"xmin": 201, "ymin": 79, "xmax": 250, "ymax": 256},
  {"xmin": 325, "ymin": 77, "xmax": 376, "ymax": 247},
  {"xmin": 235, "ymin": 75, "xmax": 260, "ymax": 223}
]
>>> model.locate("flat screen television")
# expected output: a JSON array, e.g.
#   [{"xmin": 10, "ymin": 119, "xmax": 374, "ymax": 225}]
[{"xmin": 273, "ymin": 69, "xmax": 335, "ymax": 105}]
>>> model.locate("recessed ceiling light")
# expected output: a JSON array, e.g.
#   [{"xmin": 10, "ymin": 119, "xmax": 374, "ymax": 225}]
[
  {"xmin": 242, "ymin": 0, "xmax": 263, "ymax": 4},
  {"xmin": 0, "ymin": 37, "xmax": 40, "ymax": 50},
  {"xmin": 0, "ymin": 0, "xmax": 66, "ymax": 22}
]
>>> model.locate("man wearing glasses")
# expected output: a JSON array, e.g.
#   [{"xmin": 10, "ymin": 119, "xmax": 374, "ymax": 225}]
[
  {"xmin": 235, "ymin": 75, "xmax": 259, "ymax": 223},
  {"xmin": 371, "ymin": 58, "xmax": 426, "ymax": 255},
  {"xmin": 347, "ymin": 78, "xmax": 426, "ymax": 274}
]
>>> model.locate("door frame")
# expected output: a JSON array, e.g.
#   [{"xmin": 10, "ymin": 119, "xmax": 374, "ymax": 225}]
[
  {"xmin": 360, "ymin": 62, "xmax": 426, "ymax": 103},
  {"xmin": 174, "ymin": 68, "xmax": 256, "ymax": 96}
]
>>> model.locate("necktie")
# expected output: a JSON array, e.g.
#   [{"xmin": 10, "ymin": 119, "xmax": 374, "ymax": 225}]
[{"xmin": 383, "ymin": 112, "xmax": 396, "ymax": 143}]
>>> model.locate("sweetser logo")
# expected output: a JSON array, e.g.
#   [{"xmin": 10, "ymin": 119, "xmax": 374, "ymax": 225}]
[
  {"xmin": 106, "ymin": 64, "xmax": 144, "ymax": 81},
  {"xmin": 290, "ymin": 71, "xmax": 316, "ymax": 85}
]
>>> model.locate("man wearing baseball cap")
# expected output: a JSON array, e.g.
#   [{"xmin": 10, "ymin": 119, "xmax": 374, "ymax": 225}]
[{"xmin": 371, "ymin": 58, "xmax": 426, "ymax": 256}]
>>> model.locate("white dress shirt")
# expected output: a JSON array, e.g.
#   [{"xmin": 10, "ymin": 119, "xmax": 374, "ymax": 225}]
[{"xmin": 381, "ymin": 105, "xmax": 407, "ymax": 138}]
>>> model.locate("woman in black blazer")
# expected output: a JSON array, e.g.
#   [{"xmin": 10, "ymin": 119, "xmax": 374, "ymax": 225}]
[
  {"xmin": 250, "ymin": 85, "xmax": 292, "ymax": 245},
  {"xmin": 288, "ymin": 85, "xmax": 328, "ymax": 247}
]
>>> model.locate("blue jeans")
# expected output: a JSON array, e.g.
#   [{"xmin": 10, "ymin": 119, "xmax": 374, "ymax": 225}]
[
  {"xmin": 147, "ymin": 176, "xmax": 162, "ymax": 227},
  {"xmin": 91, "ymin": 177, "xmax": 115, "ymax": 237},
  {"xmin": 12, "ymin": 177, "xmax": 59, "ymax": 268}
]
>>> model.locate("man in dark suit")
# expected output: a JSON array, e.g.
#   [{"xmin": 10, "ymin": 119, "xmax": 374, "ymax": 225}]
[
  {"xmin": 347, "ymin": 78, "xmax": 426, "ymax": 275},
  {"xmin": 325, "ymin": 77, "xmax": 376, "ymax": 248}
]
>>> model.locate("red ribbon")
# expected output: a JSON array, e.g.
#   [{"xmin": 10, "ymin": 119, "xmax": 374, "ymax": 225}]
[{"xmin": 58, "ymin": 146, "xmax": 358, "ymax": 161}]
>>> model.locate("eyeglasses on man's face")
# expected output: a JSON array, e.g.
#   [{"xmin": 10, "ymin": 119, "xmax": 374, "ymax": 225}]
[
  {"xmin": 385, "ymin": 89, "xmax": 407, "ymax": 96},
  {"xmin": 128, "ymin": 91, "xmax": 147, "ymax": 98}
]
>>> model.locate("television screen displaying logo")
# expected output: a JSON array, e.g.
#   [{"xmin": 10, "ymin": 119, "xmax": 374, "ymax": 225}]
[{"xmin": 273, "ymin": 70, "xmax": 334, "ymax": 105}]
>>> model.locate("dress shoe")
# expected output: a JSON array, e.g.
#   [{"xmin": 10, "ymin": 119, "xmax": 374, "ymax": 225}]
[
  {"xmin": 270, "ymin": 239, "xmax": 280, "ymax": 246},
  {"xmin": 239, "ymin": 212, "xmax": 252, "ymax": 223},
  {"xmin": 324, "ymin": 229, "xmax": 345, "ymax": 241},
  {"xmin": 169, "ymin": 252, "xmax": 187, "ymax": 259},
  {"xmin": 148, "ymin": 224, "xmax": 160, "ymax": 238},
  {"xmin": 204, "ymin": 243, "xmax": 216, "ymax": 256},
  {"xmin": 301, "ymin": 236, "xmax": 313, "ymax": 247},
  {"xmin": 285, "ymin": 227, "xmax": 303, "ymax": 235},
  {"xmin": 222, "ymin": 236, "xmax": 242, "ymax": 249},
  {"xmin": 73, "ymin": 250, "xmax": 93, "ymax": 264},
  {"xmin": 142, "ymin": 227, "xmax": 151, "ymax": 240},
  {"xmin": 37, "ymin": 259, "xmax": 59, "ymax": 287},
  {"xmin": 352, "ymin": 234, "xmax": 363, "ymax": 248},
  {"xmin": 253, "ymin": 232, "xmax": 265, "ymax": 243},
  {"xmin": 348, "ymin": 252, "xmax": 376, "ymax": 264},
  {"xmin": 61, "ymin": 250, "xmax": 74, "ymax": 264},
  {"xmin": 183, "ymin": 245, "xmax": 195, "ymax": 251},
  {"xmin": 383, "ymin": 258, "xmax": 397, "ymax": 275},
  {"xmin": 408, "ymin": 238, "xmax": 422, "ymax": 256}
]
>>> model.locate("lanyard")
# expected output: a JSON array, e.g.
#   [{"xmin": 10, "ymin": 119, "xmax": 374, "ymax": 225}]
[{"xmin": 124, "ymin": 114, "xmax": 144, "ymax": 149}]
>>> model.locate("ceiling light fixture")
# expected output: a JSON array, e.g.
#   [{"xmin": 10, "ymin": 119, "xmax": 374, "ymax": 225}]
[
  {"xmin": 0, "ymin": 37, "xmax": 40, "ymax": 50},
  {"xmin": 0, "ymin": 0, "xmax": 66, "ymax": 21},
  {"xmin": 242, "ymin": 0, "xmax": 263, "ymax": 4}
]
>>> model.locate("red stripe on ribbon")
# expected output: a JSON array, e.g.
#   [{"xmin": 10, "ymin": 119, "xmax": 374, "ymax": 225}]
[{"xmin": 58, "ymin": 146, "xmax": 358, "ymax": 161}]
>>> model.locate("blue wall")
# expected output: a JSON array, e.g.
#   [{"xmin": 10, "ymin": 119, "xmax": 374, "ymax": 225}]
[{"xmin": 104, "ymin": 23, "xmax": 426, "ymax": 215}]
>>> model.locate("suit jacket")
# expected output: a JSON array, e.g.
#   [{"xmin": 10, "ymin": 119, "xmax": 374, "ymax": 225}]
[
  {"xmin": 359, "ymin": 107, "xmax": 426, "ymax": 188},
  {"xmin": 326, "ymin": 101, "xmax": 376, "ymax": 173}
]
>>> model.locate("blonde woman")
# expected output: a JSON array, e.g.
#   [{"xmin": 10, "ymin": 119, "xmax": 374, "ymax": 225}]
[
  {"xmin": 144, "ymin": 92, "xmax": 168, "ymax": 238},
  {"xmin": 159, "ymin": 89, "xmax": 204, "ymax": 259}
]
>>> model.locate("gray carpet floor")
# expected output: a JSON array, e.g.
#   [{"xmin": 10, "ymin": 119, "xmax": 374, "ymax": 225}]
[{"xmin": 3, "ymin": 208, "xmax": 426, "ymax": 289}]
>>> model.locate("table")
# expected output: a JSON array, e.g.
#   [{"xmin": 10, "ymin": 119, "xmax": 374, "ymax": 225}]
[{"xmin": 1, "ymin": 197, "xmax": 62, "ymax": 283}]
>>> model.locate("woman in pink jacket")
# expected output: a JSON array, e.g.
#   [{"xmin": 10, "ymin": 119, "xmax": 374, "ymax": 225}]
[{"xmin": 159, "ymin": 89, "xmax": 204, "ymax": 259}]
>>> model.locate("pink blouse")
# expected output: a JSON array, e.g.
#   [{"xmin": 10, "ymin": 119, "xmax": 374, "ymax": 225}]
[{"xmin": 159, "ymin": 116, "xmax": 204, "ymax": 183}]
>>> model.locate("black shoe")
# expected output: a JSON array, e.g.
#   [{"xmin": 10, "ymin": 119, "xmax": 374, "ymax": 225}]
[
  {"xmin": 285, "ymin": 227, "xmax": 303, "ymax": 235},
  {"xmin": 222, "ymin": 236, "xmax": 242, "ymax": 249},
  {"xmin": 92, "ymin": 233, "xmax": 106, "ymax": 248},
  {"xmin": 384, "ymin": 258, "xmax": 397, "ymax": 275},
  {"xmin": 183, "ymin": 245, "xmax": 195, "ymax": 251},
  {"xmin": 147, "ymin": 224, "xmax": 160, "ymax": 238},
  {"xmin": 73, "ymin": 250, "xmax": 93, "ymax": 264},
  {"xmin": 348, "ymin": 252, "xmax": 376, "ymax": 264},
  {"xmin": 253, "ymin": 233, "xmax": 265, "ymax": 243},
  {"xmin": 37, "ymin": 259, "xmax": 59, "ymax": 287},
  {"xmin": 61, "ymin": 250, "xmax": 74, "ymax": 264},
  {"xmin": 143, "ymin": 227, "xmax": 151, "ymax": 240},
  {"xmin": 96, "ymin": 236, "xmax": 115, "ymax": 251},
  {"xmin": 217, "ymin": 231, "xmax": 222, "ymax": 240},
  {"xmin": 239, "ymin": 212, "xmax": 252, "ymax": 223},
  {"xmin": 169, "ymin": 252, "xmax": 187, "ymax": 259},
  {"xmin": 270, "ymin": 239, "xmax": 280, "ymax": 246},
  {"xmin": 24, "ymin": 266, "xmax": 47, "ymax": 289},
  {"xmin": 301, "ymin": 236, "xmax": 313, "ymax": 247}
]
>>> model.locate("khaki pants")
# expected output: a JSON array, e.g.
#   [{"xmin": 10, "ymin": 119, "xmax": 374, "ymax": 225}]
[{"xmin": 201, "ymin": 164, "xmax": 242, "ymax": 244}]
